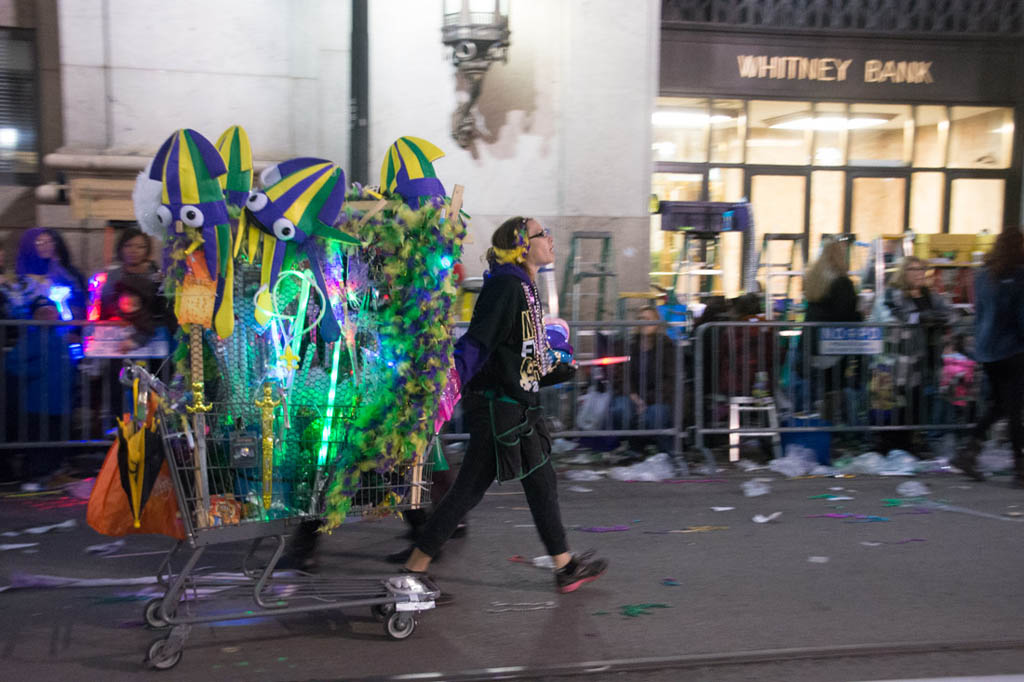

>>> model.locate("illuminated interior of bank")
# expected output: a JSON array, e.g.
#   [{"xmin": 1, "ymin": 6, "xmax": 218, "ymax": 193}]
[{"xmin": 650, "ymin": 97, "xmax": 1016, "ymax": 297}]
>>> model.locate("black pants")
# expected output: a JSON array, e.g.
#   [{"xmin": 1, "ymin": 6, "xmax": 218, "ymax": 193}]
[
  {"xmin": 415, "ymin": 398, "xmax": 569, "ymax": 559},
  {"xmin": 973, "ymin": 352, "xmax": 1024, "ymax": 465}
]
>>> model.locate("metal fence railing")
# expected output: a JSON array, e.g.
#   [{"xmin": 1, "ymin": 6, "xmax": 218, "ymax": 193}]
[
  {"xmin": 0, "ymin": 320, "xmax": 172, "ymax": 456},
  {"xmin": 2, "ymin": 315, "xmax": 991, "ymax": 477},
  {"xmin": 693, "ymin": 320, "xmax": 979, "ymax": 469},
  {"xmin": 442, "ymin": 319, "xmax": 691, "ymax": 471},
  {"xmin": 2, "ymin": 317, "xmax": 986, "ymax": 478},
  {"xmin": 2, "ymin": 319, "xmax": 694, "ymax": 473}
]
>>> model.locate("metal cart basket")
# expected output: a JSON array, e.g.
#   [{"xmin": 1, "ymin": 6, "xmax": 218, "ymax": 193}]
[{"xmin": 142, "ymin": 384, "xmax": 439, "ymax": 670}]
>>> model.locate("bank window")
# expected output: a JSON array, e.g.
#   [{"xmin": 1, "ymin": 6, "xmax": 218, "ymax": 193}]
[
  {"xmin": 909, "ymin": 172, "xmax": 944, "ymax": 234},
  {"xmin": 913, "ymin": 106, "xmax": 948, "ymax": 168},
  {"xmin": 708, "ymin": 167, "xmax": 743, "ymax": 202},
  {"xmin": 949, "ymin": 178, "xmax": 1004, "ymax": 233},
  {"xmin": 651, "ymin": 172, "xmax": 703, "ymax": 202},
  {"xmin": 809, "ymin": 170, "xmax": 844, "ymax": 257},
  {"xmin": 812, "ymin": 102, "xmax": 846, "ymax": 166},
  {"xmin": 652, "ymin": 97, "xmax": 709, "ymax": 163},
  {"xmin": 709, "ymin": 99, "xmax": 744, "ymax": 163},
  {"xmin": 747, "ymin": 100, "xmax": 811, "ymax": 165},
  {"xmin": 847, "ymin": 104, "xmax": 912, "ymax": 167},
  {"xmin": 948, "ymin": 106, "xmax": 1014, "ymax": 169}
]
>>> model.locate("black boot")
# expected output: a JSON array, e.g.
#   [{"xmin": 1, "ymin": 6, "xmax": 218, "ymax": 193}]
[
  {"xmin": 951, "ymin": 437, "xmax": 985, "ymax": 482},
  {"xmin": 279, "ymin": 519, "xmax": 322, "ymax": 572}
]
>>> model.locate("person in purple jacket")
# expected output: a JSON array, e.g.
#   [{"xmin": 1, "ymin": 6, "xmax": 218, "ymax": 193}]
[
  {"xmin": 402, "ymin": 216, "xmax": 608, "ymax": 594},
  {"xmin": 953, "ymin": 228, "xmax": 1024, "ymax": 485}
]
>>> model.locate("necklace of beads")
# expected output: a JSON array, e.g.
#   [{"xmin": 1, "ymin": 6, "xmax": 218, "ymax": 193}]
[{"xmin": 521, "ymin": 279, "xmax": 551, "ymax": 378}]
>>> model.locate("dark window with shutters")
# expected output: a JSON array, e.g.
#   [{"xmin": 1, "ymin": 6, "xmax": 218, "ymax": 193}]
[
  {"xmin": 662, "ymin": 0, "xmax": 1024, "ymax": 35},
  {"xmin": 0, "ymin": 28, "xmax": 38, "ymax": 186}
]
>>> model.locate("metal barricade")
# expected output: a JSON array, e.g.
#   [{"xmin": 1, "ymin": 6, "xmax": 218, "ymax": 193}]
[
  {"xmin": 694, "ymin": 320, "xmax": 979, "ymax": 467},
  {"xmin": 0, "ymin": 319, "xmax": 172, "ymax": 463},
  {"xmin": 442, "ymin": 319, "xmax": 691, "ymax": 472}
]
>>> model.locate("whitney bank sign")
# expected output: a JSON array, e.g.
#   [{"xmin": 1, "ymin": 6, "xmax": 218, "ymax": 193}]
[{"xmin": 736, "ymin": 55, "xmax": 934, "ymax": 84}]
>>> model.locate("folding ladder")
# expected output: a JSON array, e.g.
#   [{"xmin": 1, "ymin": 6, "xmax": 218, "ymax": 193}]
[
  {"xmin": 559, "ymin": 231, "xmax": 616, "ymax": 323},
  {"xmin": 759, "ymin": 233, "xmax": 805, "ymax": 320}
]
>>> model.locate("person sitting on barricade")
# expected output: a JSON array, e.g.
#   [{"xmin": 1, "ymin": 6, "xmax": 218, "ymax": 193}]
[
  {"xmin": 871, "ymin": 256, "xmax": 957, "ymax": 454},
  {"xmin": 608, "ymin": 305, "xmax": 678, "ymax": 457},
  {"xmin": 800, "ymin": 239, "xmax": 862, "ymax": 422}
]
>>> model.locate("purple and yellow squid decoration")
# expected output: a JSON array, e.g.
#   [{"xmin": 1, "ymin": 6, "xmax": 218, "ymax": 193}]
[
  {"xmin": 380, "ymin": 136, "xmax": 446, "ymax": 208},
  {"xmin": 237, "ymin": 158, "xmax": 358, "ymax": 343},
  {"xmin": 215, "ymin": 124, "xmax": 254, "ymax": 212},
  {"xmin": 149, "ymin": 128, "xmax": 235, "ymax": 338}
]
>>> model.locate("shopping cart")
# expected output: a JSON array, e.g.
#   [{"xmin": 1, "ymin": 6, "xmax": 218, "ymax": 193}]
[{"xmin": 135, "ymin": 368, "xmax": 439, "ymax": 670}]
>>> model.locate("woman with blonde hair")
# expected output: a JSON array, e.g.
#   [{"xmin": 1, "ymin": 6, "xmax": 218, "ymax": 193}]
[
  {"xmin": 877, "ymin": 256, "xmax": 957, "ymax": 453},
  {"xmin": 800, "ymin": 238, "xmax": 861, "ymax": 421},
  {"xmin": 804, "ymin": 239, "xmax": 860, "ymax": 322}
]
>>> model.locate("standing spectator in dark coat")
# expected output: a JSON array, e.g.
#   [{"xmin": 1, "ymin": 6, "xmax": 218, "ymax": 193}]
[{"xmin": 801, "ymin": 239, "xmax": 862, "ymax": 420}]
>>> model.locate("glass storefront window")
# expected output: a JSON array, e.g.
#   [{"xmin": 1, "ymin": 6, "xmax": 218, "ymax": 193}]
[
  {"xmin": 850, "ymin": 176, "xmax": 906, "ymax": 277},
  {"xmin": 948, "ymin": 106, "xmax": 1014, "ymax": 169},
  {"xmin": 709, "ymin": 99, "xmax": 745, "ymax": 163},
  {"xmin": 708, "ymin": 167, "xmax": 744, "ymax": 202},
  {"xmin": 812, "ymin": 102, "xmax": 846, "ymax": 167},
  {"xmin": 747, "ymin": 100, "xmax": 811, "ymax": 165},
  {"xmin": 847, "ymin": 104, "xmax": 912, "ymax": 167},
  {"xmin": 950, "ymin": 178, "xmax": 1005, "ymax": 233},
  {"xmin": 909, "ymin": 172, "xmax": 944, "ymax": 234},
  {"xmin": 651, "ymin": 172, "xmax": 704, "ymax": 289},
  {"xmin": 810, "ymin": 171, "xmax": 844, "ymax": 258},
  {"xmin": 913, "ymin": 106, "xmax": 948, "ymax": 167},
  {"xmin": 652, "ymin": 97, "xmax": 709, "ymax": 163},
  {"xmin": 751, "ymin": 174, "xmax": 806, "ymax": 297},
  {"xmin": 651, "ymin": 172, "xmax": 703, "ymax": 202},
  {"xmin": 710, "ymin": 167, "xmax": 745, "ymax": 296},
  {"xmin": 651, "ymin": 96, "xmax": 1016, "ymax": 287}
]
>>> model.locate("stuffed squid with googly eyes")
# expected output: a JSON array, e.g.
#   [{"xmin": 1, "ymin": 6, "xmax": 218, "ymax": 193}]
[
  {"xmin": 135, "ymin": 128, "xmax": 235, "ymax": 338},
  {"xmin": 237, "ymin": 157, "xmax": 359, "ymax": 343}
]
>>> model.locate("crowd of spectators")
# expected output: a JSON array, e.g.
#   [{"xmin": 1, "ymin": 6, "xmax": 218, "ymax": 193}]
[{"xmin": 0, "ymin": 224, "xmax": 167, "ymax": 488}]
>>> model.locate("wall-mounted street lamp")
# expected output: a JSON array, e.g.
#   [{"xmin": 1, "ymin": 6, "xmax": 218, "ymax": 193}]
[{"xmin": 441, "ymin": 0, "xmax": 510, "ymax": 149}]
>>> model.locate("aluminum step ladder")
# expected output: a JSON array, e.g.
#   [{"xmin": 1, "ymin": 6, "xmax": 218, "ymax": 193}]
[
  {"xmin": 728, "ymin": 396, "xmax": 783, "ymax": 462},
  {"xmin": 560, "ymin": 231, "xmax": 616, "ymax": 323},
  {"xmin": 759, "ymin": 233, "xmax": 805, "ymax": 320},
  {"xmin": 672, "ymin": 230, "xmax": 724, "ymax": 306}
]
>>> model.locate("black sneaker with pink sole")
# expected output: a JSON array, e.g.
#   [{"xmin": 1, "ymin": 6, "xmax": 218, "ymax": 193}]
[{"xmin": 555, "ymin": 551, "xmax": 608, "ymax": 593}]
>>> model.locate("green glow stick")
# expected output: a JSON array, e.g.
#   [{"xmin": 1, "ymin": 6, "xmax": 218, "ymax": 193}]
[{"xmin": 317, "ymin": 336, "xmax": 343, "ymax": 468}]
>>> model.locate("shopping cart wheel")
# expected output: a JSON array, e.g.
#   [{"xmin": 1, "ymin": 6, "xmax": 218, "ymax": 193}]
[
  {"xmin": 384, "ymin": 612, "xmax": 416, "ymax": 640},
  {"xmin": 371, "ymin": 602, "xmax": 395, "ymax": 622},
  {"xmin": 143, "ymin": 598, "xmax": 174, "ymax": 629},
  {"xmin": 146, "ymin": 637, "xmax": 183, "ymax": 670}
]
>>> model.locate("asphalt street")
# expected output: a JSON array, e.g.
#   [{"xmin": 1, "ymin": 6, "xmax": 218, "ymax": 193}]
[{"xmin": 2, "ymin": 464, "xmax": 1024, "ymax": 681}]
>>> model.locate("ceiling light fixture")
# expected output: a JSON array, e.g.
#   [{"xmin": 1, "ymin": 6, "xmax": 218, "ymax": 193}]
[
  {"xmin": 765, "ymin": 112, "xmax": 897, "ymax": 131},
  {"xmin": 652, "ymin": 110, "xmax": 735, "ymax": 128}
]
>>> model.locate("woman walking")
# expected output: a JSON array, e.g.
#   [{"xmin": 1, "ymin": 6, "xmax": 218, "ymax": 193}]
[{"xmin": 403, "ymin": 216, "xmax": 608, "ymax": 594}]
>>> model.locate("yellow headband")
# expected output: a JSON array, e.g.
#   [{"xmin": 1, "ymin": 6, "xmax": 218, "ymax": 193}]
[{"xmin": 492, "ymin": 245, "xmax": 526, "ymax": 264}]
